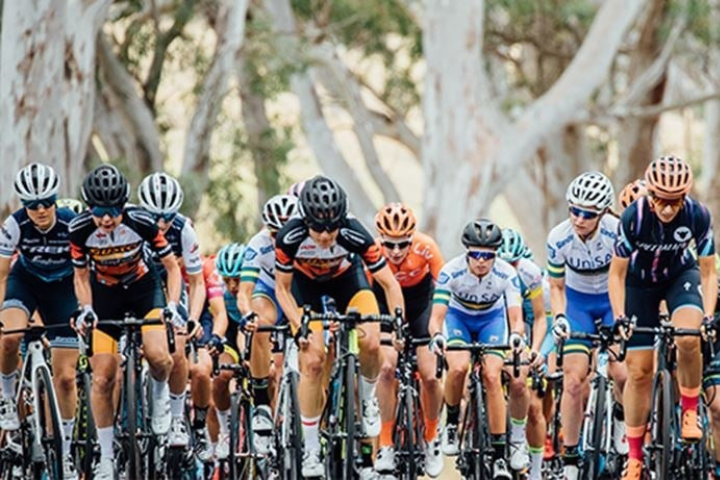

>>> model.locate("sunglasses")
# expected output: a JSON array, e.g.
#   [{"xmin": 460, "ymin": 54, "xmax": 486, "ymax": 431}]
[
  {"xmin": 22, "ymin": 195, "xmax": 57, "ymax": 211},
  {"xmin": 467, "ymin": 250, "xmax": 497, "ymax": 261},
  {"xmin": 382, "ymin": 240, "xmax": 412, "ymax": 250},
  {"xmin": 91, "ymin": 205, "xmax": 123, "ymax": 218},
  {"xmin": 306, "ymin": 221, "xmax": 340, "ymax": 233},
  {"xmin": 649, "ymin": 194, "xmax": 684, "ymax": 209},
  {"xmin": 152, "ymin": 212, "xmax": 177, "ymax": 223},
  {"xmin": 569, "ymin": 206, "xmax": 600, "ymax": 220}
]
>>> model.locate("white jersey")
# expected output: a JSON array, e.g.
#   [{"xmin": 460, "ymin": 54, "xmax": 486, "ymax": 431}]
[
  {"xmin": 546, "ymin": 215, "xmax": 618, "ymax": 294},
  {"xmin": 433, "ymin": 255, "xmax": 522, "ymax": 316},
  {"xmin": 516, "ymin": 257, "xmax": 544, "ymax": 300},
  {"xmin": 241, "ymin": 229, "xmax": 277, "ymax": 287}
]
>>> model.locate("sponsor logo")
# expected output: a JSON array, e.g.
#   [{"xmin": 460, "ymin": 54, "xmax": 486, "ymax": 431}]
[
  {"xmin": 438, "ymin": 272, "xmax": 450, "ymax": 284},
  {"xmin": 283, "ymin": 226, "xmax": 306, "ymax": 244},
  {"xmin": 244, "ymin": 249, "xmax": 258, "ymax": 261},
  {"xmin": 673, "ymin": 226, "xmax": 692, "ymax": 243}
]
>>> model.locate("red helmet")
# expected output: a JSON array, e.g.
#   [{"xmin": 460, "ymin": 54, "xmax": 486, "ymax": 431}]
[
  {"xmin": 644, "ymin": 156, "xmax": 693, "ymax": 200},
  {"xmin": 618, "ymin": 179, "xmax": 647, "ymax": 212},
  {"xmin": 375, "ymin": 203, "xmax": 417, "ymax": 237}
]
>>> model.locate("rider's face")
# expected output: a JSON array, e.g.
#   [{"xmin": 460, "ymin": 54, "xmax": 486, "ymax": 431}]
[
  {"xmin": 308, "ymin": 228, "xmax": 339, "ymax": 249},
  {"xmin": 25, "ymin": 204, "xmax": 56, "ymax": 230},
  {"xmin": 466, "ymin": 248, "xmax": 496, "ymax": 277}
]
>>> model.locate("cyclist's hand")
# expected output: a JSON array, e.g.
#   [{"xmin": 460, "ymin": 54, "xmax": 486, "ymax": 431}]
[
  {"xmin": 702, "ymin": 315, "xmax": 717, "ymax": 342},
  {"xmin": 529, "ymin": 350, "xmax": 544, "ymax": 369},
  {"xmin": 207, "ymin": 333, "xmax": 225, "ymax": 356},
  {"xmin": 188, "ymin": 319, "xmax": 203, "ymax": 339},
  {"xmin": 552, "ymin": 314, "xmax": 570, "ymax": 342},
  {"xmin": 166, "ymin": 301, "xmax": 186, "ymax": 329},
  {"xmin": 294, "ymin": 326, "xmax": 312, "ymax": 351},
  {"xmin": 241, "ymin": 312, "xmax": 258, "ymax": 332},
  {"xmin": 328, "ymin": 320, "xmax": 341, "ymax": 333},
  {"xmin": 73, "ymin": 305, "xmax": 96, "ymax": 336},
  {"xmin": 429, "ymin": 332, "xmax": 446, "ymax": 355},
  {"xmin": 509, "ymin": 332, "xmax": 525, "ymax": 353},
  {"xmin": 614, "ymin": 315, "xmax": 633, "ymax": 341}
]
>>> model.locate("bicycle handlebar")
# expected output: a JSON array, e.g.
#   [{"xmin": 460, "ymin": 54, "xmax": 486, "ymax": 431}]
[
  {"xmin": 82, "ymin": 308, "xmax": 175, "ymax": 357},
  {"xmin": 299, "ymin": 304, "xmax": 401, "ymax": 341},
  {"xmin": 435, "ymin": 343, "xmax": 520, "ymax": 379}
]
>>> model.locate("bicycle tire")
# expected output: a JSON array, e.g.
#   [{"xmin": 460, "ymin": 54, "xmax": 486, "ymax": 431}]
[
  {"xmin": 74, "ymin": 370, "xmax": 96, "ymax": 479},
  {"xmin": 287, "ymin": 371, "xmax": 303, "ymax": 480},
  {"xmin": 124, "ymin": 343, "xmax": 142, "ymax": 480},
  {"xmin": 583, "ymin": 376, "xmax": 607, "ymax": 480},
  {"xmin": 403, "ymin": 388, "xmax": 417, "ymax": 479},
  {"xmin": 34, "ymin": 364, "xmax": 64, "ymax": 479},
  {"xmin": 649, "ymin": 369, "xmax": 674, "ymax": 479},
  {"xmin": 474, "ymin": 383, "xmax": 489, "ymax": 480},
  {"xmin": 229, "ymin": 392, "xmax": 252, "ymax": 479},
  {"xmin": 344, "ymin": 354, "xmax": 357, "ymax": 480}
]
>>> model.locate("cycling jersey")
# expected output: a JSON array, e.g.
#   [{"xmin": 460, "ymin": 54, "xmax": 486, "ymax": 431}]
[
  {"xmin": 145, "ymin": 213, "xmax": 202, "ymax": 277},
  {"xmin": 275, "ymin": 216, "xmax": 386, "ymax": 282},
  {"xmin": 516, "ymin": 257, "xmax": 544, "ymax": 323},
  {"xmin": 615, "ymin": 196, "xmax": 715, "ymax": 284},
  {"xmin": 546, "ymin": 214, "xmax": 618, "ymax": 294},
  {"xmin": 198, "ymin": 255, "xmax": 229, "ymax": 344},
  {"xmin": 69, "ymin": 207, "xmax": 173, "ymax": 286},
  {"xmin": 0, "ymin": 207, "xmax": 77, "ymax": 282},
  {"xmin": 433, "ymin": 255, "xmax": 522, "ymax": 315},
  {"xmin": 242, "ymin": 229, "xmax": 277, "ymax": 288},
  {"xmin": 375, "ymin": 232, "xmax": 444, "ymax": 287}
]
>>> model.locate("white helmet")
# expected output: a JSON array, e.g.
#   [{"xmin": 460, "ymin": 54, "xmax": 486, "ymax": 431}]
[
  {"xmin": 262, "ymin": 195, "xmax": 299, "ymax": 231},
  {"xmin": 14, "ymin": 163, "xmax": 60, "ymax": 201},
  {"xmin": 138, "ymin": 172, "xmax": 184, "ymax": 214},
  {"xmin": 566, "ymin": 171, "xmax": 614, "ymax": 211}
]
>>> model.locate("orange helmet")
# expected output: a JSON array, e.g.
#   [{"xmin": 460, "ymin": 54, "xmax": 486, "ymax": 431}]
[
  {"xmin": 375, "ymin": 203, "xmax": 417, "ymax": 237},
  {"xmin": 618, "ymin": 179, "xmax": 647, "ymax": 212},
  {"xmin": 644, "ymin": 156, "xmax": 693, "ymax": 200}
]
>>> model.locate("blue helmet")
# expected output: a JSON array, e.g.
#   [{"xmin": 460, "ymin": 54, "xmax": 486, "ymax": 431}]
[
  {"xmin": 215, "ymin": 243, "xmax": 245, "ymax": 278},
  {"xmin": 498, "ymin": 228, "xmax": 529, "ymax": 263}
]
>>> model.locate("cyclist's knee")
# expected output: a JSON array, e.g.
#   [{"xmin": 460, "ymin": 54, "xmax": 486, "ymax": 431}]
[
  {"xmin": 379, "ymin": 356, "xmax": 396, "ymax": 383},
  {"xmin": 300, "ymin": 349, "xmax": 326, "ymax": 380},
  {"xmin": 0, "ymin": 333, "xmax": 22, "ymax": 355},
  {"xmin": 92, "ymin": 370, "xmax": 117, "ymax": 395},
  {"xmin": 481, "ymin": 367, "xmax": 502, "ymax": 390},
  {"xmin": 675, "ymin": 335, "xmax": 700, "ymax": 354},
  {"xmin": 54, "ymin": 369, "xmax": 76, "ymax": 395},
  {"xmin": 145, "ymin": 348, "xmax": 173, "ymax": 373},
  {"xmin": 213, "ymin": 370, "xmax": 233, "ymax": 390},
  {"xmin": 528, "ymin": 399, "xmax": 543, "ymax": 423},
  {"xmin": 508, "ymin": 375, "xmax": 527, "ymax": 398},
  {"xmin": 563, "ymin": 370, "xmax": 586, "ymax": 398}
]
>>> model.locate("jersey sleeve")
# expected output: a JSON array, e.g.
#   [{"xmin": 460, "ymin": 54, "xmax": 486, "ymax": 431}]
[
  {"xmin": 520, "ymin": 261, "xmax": 544, "ymax": 299},
  {"xmin": 180, "ymin": 221, "xmax": 203, "ymax": 275},
  {"xmin": 422, "ymin": 234, "xmax": 445, "ymax": 280},
  {"xmin": 127, "ymin": 209, "xmax": 173, "ymax": 259},
  {"xmin": 432, "ymin": 263, "xmax": 454, "ymax": 306},
  {"xmin": 68, "ymin": 213, "xmax": 93, "ymax": 268},
  {"xmin": 0, "ymin": 216, "xmax": 20, "ymax": 258},
  {"xmin": 203, "ymin": 257, "xmax": 224, "ymax": 300},
  {"xmin": 614, "ymin": 207, "xmax": 637, "ymax": 258},
  {"xmin": 274, "ymin": 218, "xmax": 307, "ymax": 274},
  {"xmin": 504, "ymin": 271, "xmax": 523, "ymax": 308},
  {"xmin": 546, "ymin": 229, "xmax": 566, "ymax": 279},
  {"xmin": 241, "ymin": 234, "xmax": 264, "ymax": 283},
  {"xmin": 338, "ymin": 218, "xmax": 387, "ymax": 273},
  {"xmin": 694, "ymin": 203, "xmax": 716, "ymax": 257}
]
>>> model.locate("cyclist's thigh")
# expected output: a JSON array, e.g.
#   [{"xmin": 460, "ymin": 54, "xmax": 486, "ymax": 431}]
[
  {"xmin": 1, "ymin": 264, "xmax": 35, "ymax": 328},
  {"xmin": 565, "ymin": 288, "xmax": 603, "ymax": 354},
  {"xmin": 251, "ymin": 280, "xmax": 283, "ymax": 325},
  {"xmin": 35, "ymin": 274, "xmax": 78, "ymax": 349},
  {"xmin": 444, "ymin": 308, "xmax": 473, "ymax": 346},
  {"xmin": 666, "ymin": 267, "xmax": 703, "ymax": 326},
  {"xmin": 475, "ymin": 308, "xmax": 507, "ymax": 346},
  {"xmin": 625, "ymin": 282, "xmax": 665, "ymax": 351}
]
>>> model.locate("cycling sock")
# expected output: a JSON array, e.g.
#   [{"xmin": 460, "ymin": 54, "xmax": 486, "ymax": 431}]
[
  {"xmin": 359, "ymin": 375, "xmax": 377, "ymax": 404},
  {"xmin": 612, "ymin": 402, "xmax": 625, "ymax": 421},
  {"xmin": 251, "ymin": 377, "xmax": 270, "ymax": 407},
  {"xmin": 380, "ymin": 420, "xmax": 394, "ymax": 447},
  {"xmin": 152, "ymin": 377, "xmax": 169, "ymax": 400},
  {"xmin": 626, "ymin": 424, "xmax": 646, "ymax": 461},
  {"xmin": 424, "ymin": 416, "xmax": 439, "ymax": 442},
  {"xmin": 301, "ymin": 414, "xmax": 322, "ymax": 452},
  {"xmin": 680, "ymin": 385, "xmax": 700, "ymax": 413},
  {"xmin": 446, "ymin": 403, "xmax": 460, "ymax": 426},
  {"xmin": 562, "ymin": 445, "xmax": 580, "ymax": 466},
  {"xmin": 0, "ymin": 371, "xmax": 18, "ymax": 398},
  {"xmin": 490, "ymin": 434, "xmax": 505, "ymax": 461},
  {"xmin": 97, "ymin": 426, "xmax": 114, "ymax": 459},
  {"xmin": 528, "ymin": 446, "xmax": 543, "ymax": 480},
  {"xmin": 361, "ymin": 443, "xmax": 373, "ymax": 468},
  {"xmin": 193, "ymin": 405, "xmax": 209, "ymax": 429},
  {"xmin": 510, "ymin": 416, "xmax": 527, "ymax": 443},
  {"xmin": 62, "ymin": 418, "xmax": 75, "ymax": 456},
  {"xmin": 170, "ymin": 391, "xmax": 186, "ymax": 419},
  {"xmin": 217, "ymin": 409, "xmax": 230, "ymax": 435}
]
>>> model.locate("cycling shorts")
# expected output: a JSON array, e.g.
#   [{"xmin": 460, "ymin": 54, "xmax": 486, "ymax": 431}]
[
  {"xmin": 626, "ymin": 267, "xmax": 703, "ymax": 350},
  {"xmin": 1, "ymin": 261, "xmax": 77, "ymax": 348},
  {"xmin": 252, "ymin": 279, "xmax": 284, "ymax": 325},
  {"xmin": 564, "ymin": 287, "xmax": 613, "ymax": 355},
  {"xmin": 444, "ymin": 306, "xmax": 507, "ymax": 356},
  {"xmin": 376, "ymin": 273, "xmax": 433, "ymax": 341}
]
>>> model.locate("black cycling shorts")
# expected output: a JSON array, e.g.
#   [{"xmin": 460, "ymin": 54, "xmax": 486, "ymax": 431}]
[
  {"xmin": 376, "ymin": 273, "xmax": 433, "ymax": 340},
  {"xmin": 1, "ymin": 261, "xmax": 77, "ymax": 347},
  {"xmin": 626, "ymin": 267, "xmax": 703, "ymax": 349},
  {"xmin": 291, "ymin": 255, "xmax": 372, "ymax": 313}
]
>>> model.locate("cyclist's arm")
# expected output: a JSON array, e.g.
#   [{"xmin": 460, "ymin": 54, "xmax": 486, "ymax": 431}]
[
  {"xmin": 275, "ymin": 270, "xmax": 301, "ymax": 330},
  {"xmin": 160, "ymin": 253, "xmax": 182, "ymax": 304},
  {"xmin": 236, "ymin": 281, "xmax": 255, "ymax": 316},
  {"xmin": 530, "ymin": 296, "xmax": 546, "ymax": 352},
  {"xmin": 699, "ymin": 255, "xmax": 718, "ymax": 317},
  {"xmin": 428, "ymin": 303, "xmax": 448, "ymax": 337},
  {"xmin": 187, "ymin": 271, "xmax": 207, "ymax": 322},
  {"xmin": 0, "ymin": 256, "xmax": 10, "ymax": 306},
  {"xmin": 73, "ymin": 266, "xmax": 93, "ymax": 307},
  {"xmin": 507, "ymin": 305, "xmax": 524, "ymax": 336},
  {"xmin": 209, "ymin": 295, "xmax": 229, "ymax": 337},
  {"xmin": 608, "ymin": 255, "xmax": 629, "ymax": 319},
  {"xmin": 548, "ymin": 276, "xmax": 567, "ymax": 318},
  {"xmin": 371, "ymin": 265, "xmax": 405, "ymax": 315}
]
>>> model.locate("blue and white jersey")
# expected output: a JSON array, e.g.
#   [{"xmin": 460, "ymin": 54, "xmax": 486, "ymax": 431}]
[
  {"xmin": 241, "ymin": 229, "xmax": 276, "ymax": 288},
  {"xmin": 546, "ymin": 215, "xmax": 618, "ymax": 294},
  {"xmin": 145, "ymin": 213, "xmax": 202, "ymax": 276},
  {"xmin": 433, "ymin": 255, "xmax": 521, "ymax": 316},
  {"xmin": 515, "ymin": 257, "xmax": 544, "ymax": 324},
  {"xmin": 0, "ymin": 208, "xmax": 76, "ymax": 282}
]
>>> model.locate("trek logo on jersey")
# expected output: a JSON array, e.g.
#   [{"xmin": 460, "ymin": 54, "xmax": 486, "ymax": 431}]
[{"xmin": 673, "ymin": 227, "xmax": 692, "ymax": 243}]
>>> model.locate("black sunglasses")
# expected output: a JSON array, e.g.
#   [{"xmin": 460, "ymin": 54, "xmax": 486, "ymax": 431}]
[
  {"xmin": 22, "ymin": 196, "xmax": 57, "ymax": 211},
  {"xmin": 306, "ymin": 221, "xmax": 340, "ymax": 233},
  {"xmin": 382, "ymin": 240, "xmax": 412, "ymax": 250},
  {"xmin": 152, "ymin": 212, "xmax": 177, "ymax": 223}
]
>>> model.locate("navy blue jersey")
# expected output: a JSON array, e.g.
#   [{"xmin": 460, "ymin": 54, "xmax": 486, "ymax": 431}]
[
  {"xmin": 0, "ymin": 208, "xmax": 76, "ymax": 282},
  {"xmin": 143, "ymin": 213, "xmax": 202, "ymax": 276},
  {"xmin": 615, "ymin": 196, "xmax": 715, "ymax": 284}
]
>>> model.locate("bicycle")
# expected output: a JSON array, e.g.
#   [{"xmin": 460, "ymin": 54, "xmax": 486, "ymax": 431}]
[
  {"xmin": 542, "ymin": 342, "xmax": 565, "ymax": 480},
  {"xmin": 435, "ymin": 341, "xmax": 520, "ymax": 480},
  {"xmin": 72, "ymin": 330, "xmax": 96, "ymax": 479},
  {"xmin": 556, "ymin": 323, "xmax": 626, "ymax": 480},
  {"xmin": 300, "ymin": 297, "xmax": 400, "ymax": 480},
  {"xmin": 0, "ymin": 323, "xmax": 66, "ymax": 480},
  {"xmin": 86, "ymin": 311, "xmax": 175, "ymax": 480}
]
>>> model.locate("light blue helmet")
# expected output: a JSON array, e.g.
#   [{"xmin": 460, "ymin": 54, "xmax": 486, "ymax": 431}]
[
  {"xmin": 215, "ymin": 243, "xmax": 245, "ymax": 278},
  {"xmin": 498, "ymin": 228, "xmax": 529, "ymax": 263}
]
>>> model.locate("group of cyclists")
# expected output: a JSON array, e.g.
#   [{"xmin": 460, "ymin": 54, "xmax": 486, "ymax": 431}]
[{"xmin": 0, "ymin": 153, "xmax": 717, "ymax": 480}]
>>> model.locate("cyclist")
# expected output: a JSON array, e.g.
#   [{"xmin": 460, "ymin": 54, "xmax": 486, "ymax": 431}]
[
  {"xmin": 56, "ymin": 197, "xmax": 86, "ymax": 215},
  {"xmin": 372, "ymin": 203, "xmax": 445, "ymax": 478},
  {"xmin": 237, "ymin": 194, "xmax": 298, "ymax": 455},
  {"xmin": 618, "ymin": 179, "xmax": 647, "ymax": 212},
  {"xmin": 609, "ymin": 156, "xmax": 717, "ymax": 480},
  {"xmin": 0, "ymin": 163, "xmax": 80, "ymax": 479},
  {"xmin": 274, "ymin": 175, "xmax": 404, "ymax": 478},
  {"xmin": 138, "ymin": 172, "xmax": 207, "ymax": 447},
  {"xmin": 547, "ymin": 171, "xmax": 627, "ymax": 479},
  {"xmin": 499, "ymin": 228, "xmax": 547, "ymax": 479},
  {"xmin": 69, "ymin": 164, "xmax": 183, "ymax": 480},
  {"xmin": 429, "ymin": 219, "xmax": 524, "ymax": 480}
]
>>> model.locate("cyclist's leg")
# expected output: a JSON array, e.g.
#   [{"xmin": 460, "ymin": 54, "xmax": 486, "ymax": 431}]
[
  {"xmin": 137, "ymin": 273, "xmax": 174, "ymax": 382},
  {"xmin": 443, "ymin": 308, "xmax": 472, "ymax": 423},
  {"xmin": 189, "ymin": 348, "xmax": 212, "ymax": 420},
  {"xmin": 249, "ymin": 284, "xmax": 280, "ymax": 411},
  {"xmin": 212, "ymin": 345, "xmax": 239, "ymax": 458},
  {"xmin": 527, "ymin": 386, "xmax": 546, "ymax": 478},
  {"xmin": 348, "ymin": 288, "xmax": 382, "ymax": 391},
  {"xmin": 89, "ymin": 331, "xmax": 120, "ymax": 461},
  {"xmin": 377, "ymin": 337, "xmax": 398, "ymax": 449},
  {"xmin": 414, "ymin": 300, "xmax": 442, "ymax": 441}
]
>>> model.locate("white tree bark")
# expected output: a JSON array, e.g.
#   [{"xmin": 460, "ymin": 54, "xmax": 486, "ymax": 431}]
[{"xmin": 422, "ymin": 0, "xmax": 646, "ymax": 253}]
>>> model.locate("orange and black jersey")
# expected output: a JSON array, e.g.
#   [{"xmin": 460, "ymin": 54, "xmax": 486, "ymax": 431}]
[
  {"xmin": 275, "ymin": 216, "xmax": 386, "ymax": 282},
  {"xmin": 69, "ymin": 207, "xmax": 173, "ymax": 287}
]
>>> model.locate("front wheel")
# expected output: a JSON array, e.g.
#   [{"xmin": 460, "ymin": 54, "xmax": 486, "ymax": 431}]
[
  {"xmin": 33, "ymin": 365, "xmax": 64, "ymax": 480},
  {"xmin": 582, "ymin": 376, "xmax": 607, "ymax": 480},
  {"xmin": 648, "ymin": 369, "xmax": 675, "ymax": 479}
]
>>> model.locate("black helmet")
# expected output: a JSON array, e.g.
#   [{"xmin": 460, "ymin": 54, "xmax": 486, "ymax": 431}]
[
  {"xmin": 299, "ymin": 175, "xmax": 348, "ymax": 228},
  {"xmin": 81, "ymin": 165, "xmax": 130, "ymax": 207},
  {"xmin": 461, "ymin": 219, "xmax": 503, "ymax": 249}
]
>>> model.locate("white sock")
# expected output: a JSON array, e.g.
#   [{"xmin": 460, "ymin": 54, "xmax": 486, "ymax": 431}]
[
  {"xmin": 152, "ymin": 378, "xmax": 169, "ymax": 399},
  {"xmin": 97, "ymin": 426, "xmax": 114, "ymax": 459},
  {"xmin": 301, "ymin": 414, "xmax": 322, "ymax": 452},
  {"xmin": 0, "ymin": 371, "xmax": 18, "ymax": 399},
  {"xmin": 529, "ymin": 449, "xmax": 543, "ymax": 480},
  {"xmin": 62, "ymin": 418, "xmax": 75, "ymax": 456},
  {"xmin": 170, "ymin": 392, "xmax": 186, "ymax": 419},
  {"xmin": 359, "ymin": 375, "xmax": 377, "ymax": 404},
  {"xmin": 217, "ymin": 409, "xmax": 230, "ymax": 435},
  {"xmin": 510, "ymin": 417, "xmax": 527, "ymax": 443}
]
